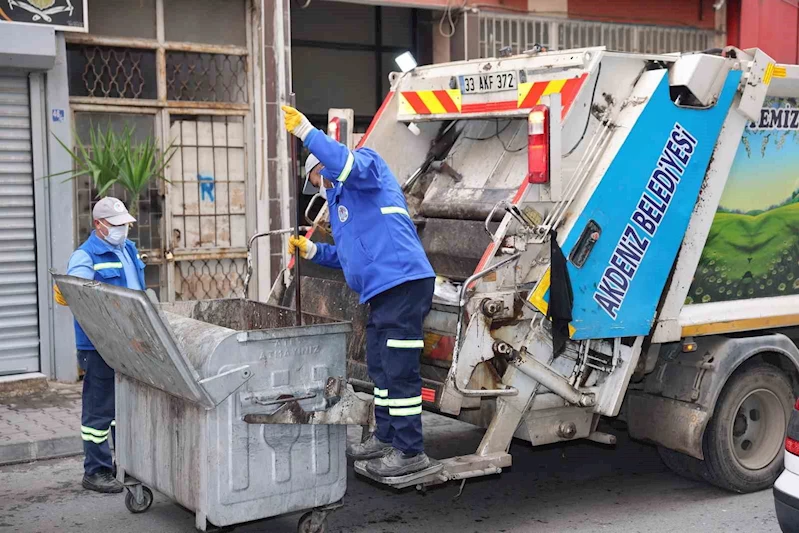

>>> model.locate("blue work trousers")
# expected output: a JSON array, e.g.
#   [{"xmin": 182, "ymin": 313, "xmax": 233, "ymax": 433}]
[
  {"xmin": 77, "ymin": 350, "xmax": 115, "ymax": 475},
  {"xmin": 366, "ymin": 277, "xmax": 435, "ymax": 455}
]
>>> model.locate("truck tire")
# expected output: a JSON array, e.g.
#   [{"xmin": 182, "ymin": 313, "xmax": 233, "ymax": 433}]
[
  {"xmin": 657, "ymin": 446, "xmax": 709, "ymax": 482},
  {"xmin": 703, "ymin": 363, "xmax": 793, "ymax": 493}
]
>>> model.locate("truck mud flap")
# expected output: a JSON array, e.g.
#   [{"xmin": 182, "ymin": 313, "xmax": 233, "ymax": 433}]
[{"xmin": 626, "ymin": 390, "xmax": 709, "ymax": 460}]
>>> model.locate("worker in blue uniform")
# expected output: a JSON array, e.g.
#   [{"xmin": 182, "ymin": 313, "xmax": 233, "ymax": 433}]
[
  {"xmin": 53, "ymin": 197, "xmax": 145, "ymax": 493},
  {"xmin": 283, "ymin": 105, "xmax": 436, "ymax": 478}
]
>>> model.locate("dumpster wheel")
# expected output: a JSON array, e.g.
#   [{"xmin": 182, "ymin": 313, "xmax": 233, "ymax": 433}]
[
  {"xmin": 297, "ymin": 509, "xmax": 328, "ymax": 533},
  {"xmin": 124, "ymin": 486, "xmax": 153, "ymax": 514}
]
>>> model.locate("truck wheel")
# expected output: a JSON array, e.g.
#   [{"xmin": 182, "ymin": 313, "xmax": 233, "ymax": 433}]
[
  {"xmin": 657, "ymin": 446, "xmax": 709, "ymax": 482},
  {"xmin": 703, "ymin": 363, "xmax": 792, "ymax": 493}
]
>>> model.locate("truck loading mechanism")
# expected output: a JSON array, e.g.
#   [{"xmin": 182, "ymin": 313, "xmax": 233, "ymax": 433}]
[{"xmin": 271, "ymin": 45, "xmax": 799, "ymax": 493}]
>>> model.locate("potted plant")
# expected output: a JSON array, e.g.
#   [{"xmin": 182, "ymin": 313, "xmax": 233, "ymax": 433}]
[{"xmin": 50, "ymin": 123, "xmax": 176, "ymax": 219}]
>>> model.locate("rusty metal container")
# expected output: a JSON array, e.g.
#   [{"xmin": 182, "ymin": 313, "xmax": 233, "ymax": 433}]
[{"xmin": 54, "ymin": 275, "xmax": 351, "ymax": 532}]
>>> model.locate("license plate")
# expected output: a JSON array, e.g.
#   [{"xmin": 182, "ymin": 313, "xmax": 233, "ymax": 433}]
[{"xmin": 459, "ymin": 71, "xmax": 517, "ymax": 94}]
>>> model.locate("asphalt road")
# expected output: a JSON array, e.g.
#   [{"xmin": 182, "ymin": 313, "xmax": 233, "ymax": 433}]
[{"xmin": 0, "ymin": 413, "xmax": 781, "ymax": 533}]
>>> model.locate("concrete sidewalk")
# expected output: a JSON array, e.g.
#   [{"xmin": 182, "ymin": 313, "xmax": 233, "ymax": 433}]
[{"xmin": 0, "ymin": 381, "xmax": 83, "ymax": 466}]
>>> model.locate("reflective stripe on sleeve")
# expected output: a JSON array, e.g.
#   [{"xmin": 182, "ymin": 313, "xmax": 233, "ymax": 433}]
[
  {"xmin": 386, "ymin": 339, "xmax": 424, "ymax": 349},
  {"xmin": 337, "ymin": 152, "xmax": 355, "ymax": 183},
  {"xmin": 93, "ymin": 262, "xmax": 123, "ymax": 270},
  {"xmin": 380, "ymin": 206, "xmax": 411, "ymax": 217},
  {"xmin": 389, "ymin": 405, "xmax": 423, "ymax": 416}
]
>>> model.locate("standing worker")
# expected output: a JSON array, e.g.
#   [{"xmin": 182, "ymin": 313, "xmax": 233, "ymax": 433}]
[
  {"xmin": 283, "ymin": 105, "xmax": 436, "ymax": 478},
  {"xmin": 53, "ymin": 197, "xmax": 145, "ymax": 493}
]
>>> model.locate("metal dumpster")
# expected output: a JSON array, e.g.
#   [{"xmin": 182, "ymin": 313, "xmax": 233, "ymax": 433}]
[{"xmin": 54, "ymin": 274, "xmax": 368, "ymax": 533}]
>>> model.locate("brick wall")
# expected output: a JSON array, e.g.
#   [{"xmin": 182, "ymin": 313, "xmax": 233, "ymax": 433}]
[{"xmin": 568, "ymin": 0, "xmax": 716, "ymax": 30}]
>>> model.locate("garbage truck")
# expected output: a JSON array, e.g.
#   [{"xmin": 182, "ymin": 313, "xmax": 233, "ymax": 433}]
[{"xmin": 268, "ymin": 44, "xmax": 799, "ymax": 493}]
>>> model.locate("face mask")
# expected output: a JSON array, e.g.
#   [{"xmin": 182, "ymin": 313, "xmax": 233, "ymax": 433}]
[
  {"xmin": 318, "ymin": 178, "xmax": 327, "ymax": 193},
  {"xmin": 101, "ymin": 222, "xmax": 129, "ymax": 246}
]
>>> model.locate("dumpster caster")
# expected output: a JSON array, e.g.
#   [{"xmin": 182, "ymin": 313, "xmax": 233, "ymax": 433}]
[
  {"xmin": 124, "ymin": 485, "xmax": 153, "ymax": 514},
  {"xmin": 297, "ymin": 510, "xmax": 327, "ymax": 533}
]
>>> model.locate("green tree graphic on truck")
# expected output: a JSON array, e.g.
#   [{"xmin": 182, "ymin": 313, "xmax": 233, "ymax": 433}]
[{"xmin": 688, "ymin": 97, "xmax": 799, "ymax": 304}]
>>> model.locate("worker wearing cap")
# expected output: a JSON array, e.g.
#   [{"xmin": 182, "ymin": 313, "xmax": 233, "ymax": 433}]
[
  {"xmin": 283, "ymin": 105, "xmax": 436, "ymax": 478},
  {"xmin": 53, "ymin": 197, "xmax": 145, "ymax": 493}
]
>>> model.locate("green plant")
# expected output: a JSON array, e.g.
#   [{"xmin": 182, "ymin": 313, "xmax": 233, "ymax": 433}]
[
  {"xmin": 110, "ymin": 127, "xmax": 176, "ymax": 218},
  {"xmin": 49, "ymin": 123, "xmax": 176, "ymax": 219}
]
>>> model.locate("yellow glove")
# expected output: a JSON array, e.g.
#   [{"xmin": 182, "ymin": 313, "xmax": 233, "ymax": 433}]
[
  {"xmin": 288, "ymin": 235, "xmax": 317, "ymax": 260},
  {"xmin": 281, "ymin": 105, "xmax": 313, "ymax": 142},
  {"xmin": 53, "ymin": 284, "xmax": 67, "ymax": 306}
]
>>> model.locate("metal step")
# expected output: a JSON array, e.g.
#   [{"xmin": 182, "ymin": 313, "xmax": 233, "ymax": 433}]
[
  {"xmin": 354, "ymin": 459, "xmax": 444, "ymax": 489},
  {"xmin": 354, "ymin": 452, "xmax": 511, "ymax": 490}
]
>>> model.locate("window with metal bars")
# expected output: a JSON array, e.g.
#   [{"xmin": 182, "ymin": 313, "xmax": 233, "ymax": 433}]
[
  {"xmin": 168, "ymin": 115, "xmax": 247, "ymax": 250},
  {"xmin": 66, "ymin": 0, "xmax": 252, "ymax": 302},
  {"xmin": 477, "ymin": 12, "xmax": 715, "ymax": 58}
]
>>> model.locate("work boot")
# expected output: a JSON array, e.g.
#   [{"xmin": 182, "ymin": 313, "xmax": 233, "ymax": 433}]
[
  {"xmin": 82, "ymin": 469, "xmax": 123, "ymax": 494},
  {"xmin": 346, "ymin": 434, "xmax": 393, "ymax": 460},
  {"xmin": 365, "ymin": 448, "xmax": 430, "ymax": 478}
]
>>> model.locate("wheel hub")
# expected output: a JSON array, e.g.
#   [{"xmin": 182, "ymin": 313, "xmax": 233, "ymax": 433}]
[{"xmin": 729, "ymin": 388, "xmax": 785, "ymax": 471}]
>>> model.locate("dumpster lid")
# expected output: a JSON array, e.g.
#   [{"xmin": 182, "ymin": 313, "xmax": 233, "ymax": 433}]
[{"xmin": 54, "ymin": 274, "xmax": 216, "ymax": 408}]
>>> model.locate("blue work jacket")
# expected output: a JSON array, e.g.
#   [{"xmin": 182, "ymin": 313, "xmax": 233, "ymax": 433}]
[
  {"xmin": 305, "ymin": 128, "xmax": 435, "ymax": 304},
  {"xmin": 68, "ymin": 232, "xmax": 146, "ymax": 350}
]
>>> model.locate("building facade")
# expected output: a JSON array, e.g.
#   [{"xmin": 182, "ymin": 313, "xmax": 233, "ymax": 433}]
[
  {"xmin": 0, "ymin": 0, "xmax": 726, "ymax": 383},
  {"xmin": 291, "ymin": 0, "xmax": 725, "ymax": 129},
  {"xmin": 0, "ymin": 0, "xmax": 294, "ymax": 382}
]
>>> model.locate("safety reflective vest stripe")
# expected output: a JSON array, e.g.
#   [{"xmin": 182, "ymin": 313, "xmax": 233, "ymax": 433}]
[
  {"xmin": 380, "ymin": 206, "xmax": 411, "ymax": 217},
  {"xmin": 93, "ymin": 262, "xmax": 123, "ymax": 270},
  {"xmin": 337, "ymin": 152, "xmax": 355, "ymax": 182},
  {"xmin": 386, "ymin": 339, "xmax": 424, "ymax": 348}
]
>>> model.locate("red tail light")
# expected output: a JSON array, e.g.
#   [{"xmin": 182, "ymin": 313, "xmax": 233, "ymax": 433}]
[
  {"xmin": 786, "ymin": 437, "xmax": 799, "ymax": 455},
  {"xmin": 794, "ymin": 397, "xmax": 799, "ymax": 410},
  {"xmin": 328, "ymin": 117, "xmax": 341, "ymax": 142},
  {"xmin": 527, "ymin": 105, "xmax": 550, "ymax": 184}
]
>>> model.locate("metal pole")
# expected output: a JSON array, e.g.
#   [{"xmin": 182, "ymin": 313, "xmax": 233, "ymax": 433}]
[{"xmin": 290, "ymin": 93, "xmax": 302, "ymax": 326}]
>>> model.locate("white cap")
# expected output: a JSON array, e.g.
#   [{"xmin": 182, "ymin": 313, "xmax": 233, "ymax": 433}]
[
  {"xmin": 305, "ymin": 153, "xmax": 321, "ymax": 176},
  {"xmin": 302, "ymin": 154, "xmax": 322, "ymax": 195},
  {"xmin": 92, "ymin": 197, "xmax": 136, "ymax": 225}
]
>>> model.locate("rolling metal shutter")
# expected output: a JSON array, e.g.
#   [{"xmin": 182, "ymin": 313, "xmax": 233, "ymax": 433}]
[{"xmin": 0, "ymin": 72, "xmax": 40, "ymax": 375}]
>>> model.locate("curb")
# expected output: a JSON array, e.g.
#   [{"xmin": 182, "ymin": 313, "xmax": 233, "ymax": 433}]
[
  {"xmin": 0, "ymin": 435, "xmax": 82, "ymax": 466},
  {"xmin": 0, "ymin": 373, "xmax": 48, "ymax": 399}
]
